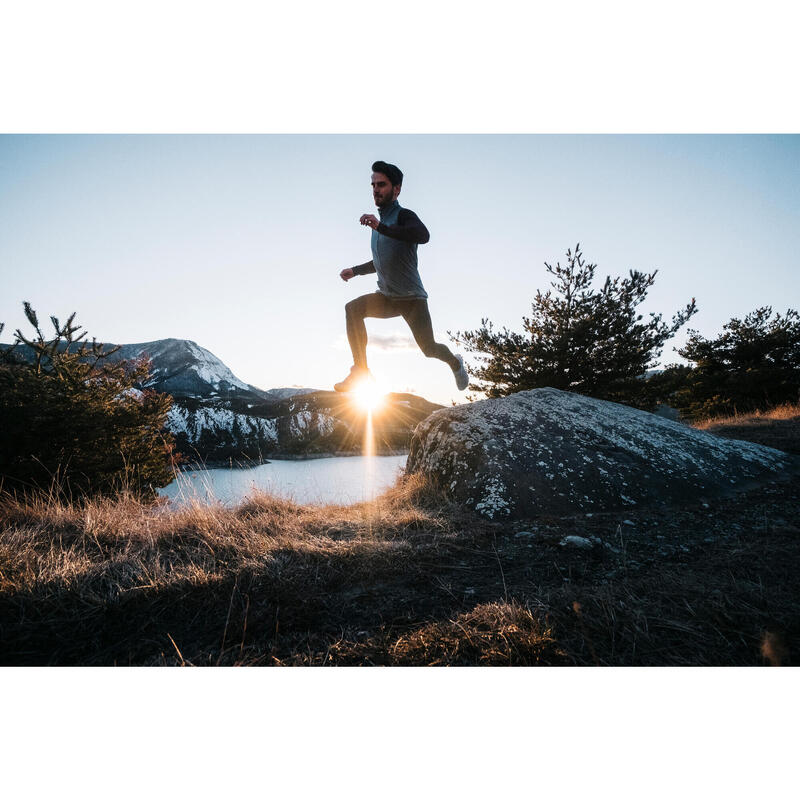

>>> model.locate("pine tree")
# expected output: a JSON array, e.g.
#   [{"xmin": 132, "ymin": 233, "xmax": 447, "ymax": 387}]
[
  {"xmin": 672, "ymin": 307, "xmax": 800, "ymax": 418},
  {"xmin": 0, "ymin": 303, "xmax": 178, "ymax": 499},
  {"xmin": 450, "ymin": 245, "xmax": 697, "ymax": 406}
]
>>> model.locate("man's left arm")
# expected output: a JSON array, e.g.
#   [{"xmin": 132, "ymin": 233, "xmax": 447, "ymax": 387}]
[{"xmin": 377, "ymin": 209, "xmax": 430, "ymax": 244}]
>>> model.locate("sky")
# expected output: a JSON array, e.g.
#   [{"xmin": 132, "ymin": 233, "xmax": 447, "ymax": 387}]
[{"xmin": 1, "ymin": 134, "xmax": 798, "ymax": 405}]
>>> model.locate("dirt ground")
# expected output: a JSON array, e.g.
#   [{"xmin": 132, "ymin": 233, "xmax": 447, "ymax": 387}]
[{"xmin": 262, "ymin": 474, "xmax": 800, "ymax": 666}]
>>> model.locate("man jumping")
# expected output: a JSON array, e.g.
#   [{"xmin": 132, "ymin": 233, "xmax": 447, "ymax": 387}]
[{"xmin": 335, "ymin": 160, "xmax": 469, "ymax": 393}]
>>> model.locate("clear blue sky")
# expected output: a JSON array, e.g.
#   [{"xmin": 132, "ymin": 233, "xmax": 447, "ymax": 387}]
[{"xmin": 1, "ymin": 134, "xmax": 798, "ymax": 405}]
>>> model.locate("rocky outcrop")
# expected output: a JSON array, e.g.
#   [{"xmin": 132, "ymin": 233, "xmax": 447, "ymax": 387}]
[{"xmin": 406, "ymin": 388, "xmax": 798, "ymax": 519}]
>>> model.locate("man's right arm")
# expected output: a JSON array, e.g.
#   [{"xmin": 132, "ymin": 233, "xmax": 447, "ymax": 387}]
[
  {"xmin": 340, "ymin": 260, "xmax": 375, "ymax": 282},
  {"xmin": 352, "ymin": 260, "xmax": 376, "ymax": 276}
]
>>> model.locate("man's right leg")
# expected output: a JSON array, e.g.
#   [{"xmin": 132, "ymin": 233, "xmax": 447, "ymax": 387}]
[
  {"xmin": 336, "ymin": 293, "xmax": 401, "ymax": 391},
  {"xmin": 344, "ymin": 292, "xmax": 400, "ymax": 369}
]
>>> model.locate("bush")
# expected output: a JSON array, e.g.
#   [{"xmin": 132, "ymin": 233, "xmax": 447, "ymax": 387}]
[{"xmin": 0, "ymin": 304, "xmax": 178, "ymax": 499}]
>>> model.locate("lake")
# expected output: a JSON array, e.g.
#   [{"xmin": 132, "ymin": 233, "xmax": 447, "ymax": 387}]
[{"xmin": 159, "ymin": 454, "xmax": 408, "ymax": 507}]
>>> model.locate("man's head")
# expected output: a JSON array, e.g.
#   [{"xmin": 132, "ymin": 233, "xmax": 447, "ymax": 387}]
[{"xmin": 371, "ymin": 160, "xmax": 403, "ymax": 208}]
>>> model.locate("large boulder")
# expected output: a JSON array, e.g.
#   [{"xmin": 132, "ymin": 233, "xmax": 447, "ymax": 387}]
[{"xmin": 406, "ymin": 388, "xmax": 798, "ymax": 519}]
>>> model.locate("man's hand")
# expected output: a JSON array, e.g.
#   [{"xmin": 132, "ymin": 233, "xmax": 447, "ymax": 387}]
[
  {"xmin": 340, "ymin": 267, "xmax": 355, "ymax": 282},
  {"xmin": 359, "ymin": 214, "xmax": 380, "ymax": 230}
]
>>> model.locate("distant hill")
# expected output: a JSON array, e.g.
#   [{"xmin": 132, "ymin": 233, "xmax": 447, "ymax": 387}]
[{"xmin": 266, "ymin": 387, "xmax": 318, "ymax": 400}]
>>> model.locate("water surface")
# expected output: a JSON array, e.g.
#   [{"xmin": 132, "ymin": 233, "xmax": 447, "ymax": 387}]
[{"xmin": 160, "ymin": 455, "xmax": 408, "ymax": 507}]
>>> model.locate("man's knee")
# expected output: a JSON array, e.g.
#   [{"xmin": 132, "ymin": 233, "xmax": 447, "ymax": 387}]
[
  {"xmin": 345, "ymin": 299, "xmax": 363, "ymax": 319},
  {"xmin": 418, "ymin": 339, "xmax": 439, "ymax": 358}
]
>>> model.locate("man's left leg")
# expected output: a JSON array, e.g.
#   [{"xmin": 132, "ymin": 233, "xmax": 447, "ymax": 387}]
[{"xmin": 402, "ymin": 299, "xmax": 469, "ymax": 390}]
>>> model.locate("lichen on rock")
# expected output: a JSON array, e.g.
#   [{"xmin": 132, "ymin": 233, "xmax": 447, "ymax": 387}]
[{"xmin": 406, "ymin": 388, "xmax": 798, "ymax": 519}]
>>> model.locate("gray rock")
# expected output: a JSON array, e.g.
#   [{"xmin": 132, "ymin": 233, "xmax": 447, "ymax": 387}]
[
  {"xmin": 653, "ymin": 404, "xmax": 681, "ymax": 421},
  {"xmin": 559, "ymin": 535, "xmax": 594, "ymax": 549},
  {"xmin": 406, "ymin": 388, "xmax": 798, "ymax": 519}
]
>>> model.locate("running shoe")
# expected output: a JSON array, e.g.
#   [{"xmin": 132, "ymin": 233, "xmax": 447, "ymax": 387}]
[
  {"xmin": 452, "ymin": 354, "xmax": 469, "ymax": 391},
  {"xmin": 334, "ymin": 366, "xmax": 373, "ymax": 393}
]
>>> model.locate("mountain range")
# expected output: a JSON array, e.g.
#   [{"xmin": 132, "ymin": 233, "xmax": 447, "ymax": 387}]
[{"xmin": 1, "ymin": 337, "xmax": 442, "ymax": 464}]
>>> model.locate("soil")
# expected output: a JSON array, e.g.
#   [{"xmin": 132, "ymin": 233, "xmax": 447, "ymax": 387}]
[{"xmin": 259, "ymin": 474, "xmax": 800, "ymax": 666}]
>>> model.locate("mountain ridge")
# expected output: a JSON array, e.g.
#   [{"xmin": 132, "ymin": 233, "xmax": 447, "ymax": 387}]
[{"xmin": 1, "ymin": 337, "xmax": 442, "ymax": 463}]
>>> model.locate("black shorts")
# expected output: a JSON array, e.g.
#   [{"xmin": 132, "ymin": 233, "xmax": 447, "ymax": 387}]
[{"xmin": 347, "ymin": 292, "xmax": 437, "ymax": 350}]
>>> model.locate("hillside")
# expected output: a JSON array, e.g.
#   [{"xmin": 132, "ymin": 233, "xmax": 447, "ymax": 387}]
[
  {"xmin": 171, "ymin": 390, "xmax": 443, "ymax": 463},
  {"xmin": 1, "ymin": 411, "xmax": 797, "ymax": 666}
]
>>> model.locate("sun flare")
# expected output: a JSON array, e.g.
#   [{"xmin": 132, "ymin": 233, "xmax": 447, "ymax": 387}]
[{"xmin": 352, "ymin": 380, "xmax": 386, "ymax": 412}]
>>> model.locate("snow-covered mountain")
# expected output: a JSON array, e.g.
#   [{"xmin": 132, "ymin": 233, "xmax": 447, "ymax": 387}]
[
  {"xmin": 1, "ymin": 337, "xmax": 282, "ymax": 401},
  {"xmin": 111, "ymin": 338, "xmax": 271, "ymax": 400},
  {"xmin": 111, "ymin": 339, "xmax": 441, "ymax": 461}
]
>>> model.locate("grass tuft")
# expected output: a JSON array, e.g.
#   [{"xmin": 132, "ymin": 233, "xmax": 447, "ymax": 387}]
[{"xmin": 321, "ymin": 600, "xmax": 567, "ymax": 666}]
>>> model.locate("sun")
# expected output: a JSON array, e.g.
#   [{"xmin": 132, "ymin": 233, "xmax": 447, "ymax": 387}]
[{"xmin": 352, "ymin": 379, "xmax": 386, "ymax": 412}]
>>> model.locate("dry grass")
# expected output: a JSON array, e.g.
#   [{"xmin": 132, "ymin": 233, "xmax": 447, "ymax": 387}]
[
  {"xmin": 693, "ymin": 402, "xmax": 800, "ymax": 430},
  {"xmin": 0, "ymin": 473, "xmax": 471, "ymax": 665},
  {"xmin": 1, "ymin": 465, "xmax": 798, "ymax": 666},
  {"xmin": 321, "ymin": 600, "xmax": 568, "ymax": 666},
  {"xmin": 0, "ymin": 473, "xmax": 446, "ymax": 595},
  {"xmin": 691, "ymin": 403, "xmax": 800, "ymax": 456}
]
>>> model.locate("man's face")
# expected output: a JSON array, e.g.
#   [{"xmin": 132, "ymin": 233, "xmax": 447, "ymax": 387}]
[{"xmin": 371, "ymin": 172, "xmax": 400, "ymax": 208}]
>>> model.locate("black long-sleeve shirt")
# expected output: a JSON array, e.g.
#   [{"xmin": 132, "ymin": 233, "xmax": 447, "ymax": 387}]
[{"xmin": 377, "ymin": 208, "xmax": 430, "ymax": 244}]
